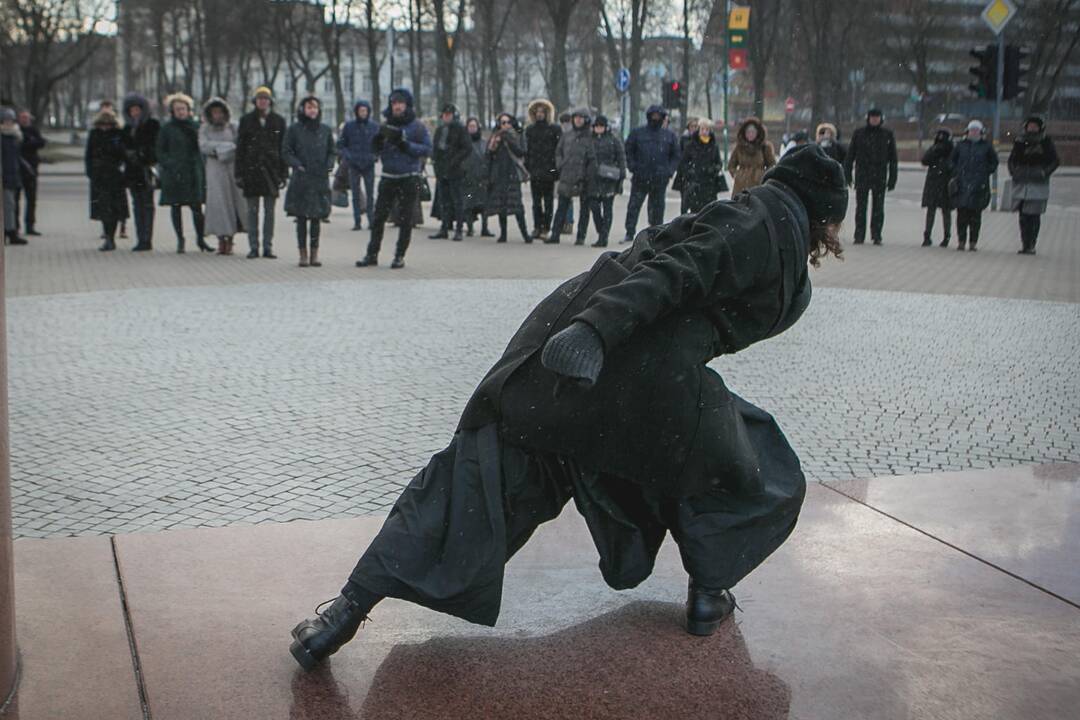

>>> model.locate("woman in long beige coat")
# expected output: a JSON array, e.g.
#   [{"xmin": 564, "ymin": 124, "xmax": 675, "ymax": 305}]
[
  {"xmin": 199, "ymin": 97, "xmax": 247, "ymax": 255},
  {"xmin": 728, "ymin": 117, "xmax": 777, "ymax": 195}
]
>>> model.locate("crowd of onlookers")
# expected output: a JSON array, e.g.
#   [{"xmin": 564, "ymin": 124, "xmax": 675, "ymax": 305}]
[{"xmin": 0, "ymin": 90, "xmax": 1062, "ymax": 263}]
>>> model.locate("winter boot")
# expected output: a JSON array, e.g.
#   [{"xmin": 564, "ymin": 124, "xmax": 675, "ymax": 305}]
[
  {"xmin": 6, "ymin": 230, "xmax": 27, "ymax": 246},
  {"xmin": 176, "ymin": 237, "xmax": 186, "ymax": 254},
  {"xmin": 685, "ymin": 579, "xmax": 737, "ymax": 637},
  {"xmin": 289, "ymin": 595, "xmax": 368, "ymax": 671},
  {"xmin": 298, "ymin": 248, "xmax": 309, "ymax": 267},
  {"xmin": 390, "ymin": 255, "xmax": 405, "ymax": 269},
  {"xmin": 216, "ymin": 238, "xmax": 227, "ymax": 255},
  {"xmin": 452, "ymin": 224, "xmax": 463, "ymax": 242},
  {"xmin": 98, "ymin": 237, "xmax": 116, "ymax": 251},
  {"xmin": 309, "ymin": 247, "xmax": 322, "ymax": 267},
  {"xmin": 922, "ymin": 233, "xmax": 932, "ymax": 247},
  {"xmin": 940, "ymin": 235, "xmax": 950, "ymax": 248},
  {"xmin": 355, "ymin": 255, "xmax": 378, "ymax": 267}
]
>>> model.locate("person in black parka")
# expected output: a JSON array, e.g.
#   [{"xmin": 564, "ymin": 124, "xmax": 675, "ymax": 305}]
[
  {"xmin": 524, "ymin": 99, "xmax": 561, "ymax": 239},
  {"xmin": 15, "ymin": 109, "xmax": 45, "ymax": 236},
  {"xmin": 585, "ymin": 114, "xmax": 626, "ymax": 248},
  {"xmin": 1008, "ymin": 116, "xmax": 1059, "ymax": 255},
  {"xmin": 121, "ymin": 93, "xmax": 160, "ymax": 251},
  {"xmin": 462, "ymin": 116, "xmax": 492, "ymax": 238},
  {"xmin": 677, "ymin": 119, "xmax": 725, "ymax": 214},
  {"xmin": 283, "ymin": 96, "xmax": 335, "ymax": 268},
  {"xmin": 429, "ymin": 103, "xmax": 473, "ymax": 241},
  {"xmin": 85, "ymin": 108, "xmax": 130, "ymax": 251},
  {"xmin": 950, "ymin": 120, "xmax": 998, "ymax": 252},
  {"xmin": 288, "ymin": 145, "xmax": 849, "ymax": 671},
  {"xmin": 920, "ymin": 127, "xmax": 953, "ymax": 247},
  {"xmin": 842, "ymin": 108, "xmax": 898, "ymax": 245},
  {"xmin": 236, "ymin": 86, "xmax": 289, "ymax": 259}
]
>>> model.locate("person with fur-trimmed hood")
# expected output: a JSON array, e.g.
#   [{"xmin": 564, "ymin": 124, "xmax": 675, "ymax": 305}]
[
  {"xmin": 814, "ymin": 123, "xmax": 845, "ymax": 166},
  {"xmin": 85, "ymin": 107, "xmax": 130, "ymax": 251},
  {"xmin": 283, "ymin": 96, "xmax": 335, "ymax": 268},
  {"xmin": 548, "ymin": 107, "xmax": 596, "ymax": 245},
  {"xmin": 920, "ymin": 127, "xmax": 953, "ymax": 247},
  {"xmin": 524, "ymin": 98, "xmax": 561, "ymax": 239},
  {"xmin": 237, "ymin": 86, "xmax": 288, "ymax": 259},
  {"xmin": 199, "ymin": 97, "xmax": 247, "ymax": 256},
  {"xmin": 356, "ymin": 87, "xmax": 432, "ymax": 269},
  {"xmin": 1008, "ymin": 115, "xmax": 1059, "ymax": 256},
  {"xmin": 728, "ymin": 116, "xmax": 776, "ymax": 196},
  {"xmin": 338, "ymin": 99, "xmax": 380, "ymax": 231},
  {"xmin": 287, "ymin": 144, "xmax": 848, "ymax": 672},
  {"xmin": 121, "ymin": 93, "xmax": 160, "ymax": 251},
  {"xmin": 157, "ymin": 93, "xmax": 212, "ymax": 253},
  {"xmin": 621, "ymin": 104, "xmax": 680, "ymax": 244}
]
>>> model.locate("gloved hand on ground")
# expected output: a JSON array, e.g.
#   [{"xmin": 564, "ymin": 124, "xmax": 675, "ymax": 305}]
[{"xmin": 541, "ymin": 321, "xmax": 605, "ymax": 387}]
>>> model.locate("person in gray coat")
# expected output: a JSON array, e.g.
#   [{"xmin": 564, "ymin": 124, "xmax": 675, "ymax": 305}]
[
  {"xmin": 547, "ymin": 108, "xmax": 595, "ymax": 245},
  {"xmin": 1008, "ymin": 116, "xmax": 1059, "ymax": 255},
  {"xmin": 949, "ymin": 120, "xmax": 998, "ymax": 252},
  {"xmin": 199, "ymin": 97, "xmax": 247, "ymax": 256},
  {"xmin": 283, "ymin": 96, "xmax": 335, "ymax": 267}
]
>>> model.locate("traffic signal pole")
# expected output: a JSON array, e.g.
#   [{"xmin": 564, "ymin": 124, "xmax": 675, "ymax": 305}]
[{"xmin": 992, "ymin": 31, "xmax": 1005, "ymax": 210}]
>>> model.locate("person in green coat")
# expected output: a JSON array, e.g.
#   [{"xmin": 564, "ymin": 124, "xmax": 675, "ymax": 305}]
[
  {"xmin": 156, "ymin": 93, "xmax": 211, "ymax": 253},
  {"xmin": 283, "ymin": 96, "xmax": 335, "ymax": 268}
]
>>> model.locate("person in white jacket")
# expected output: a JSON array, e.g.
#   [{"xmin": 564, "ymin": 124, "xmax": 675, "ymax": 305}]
[{"xmin": 199, "ymin": 97, "xmax": 247, "ymax": 255}]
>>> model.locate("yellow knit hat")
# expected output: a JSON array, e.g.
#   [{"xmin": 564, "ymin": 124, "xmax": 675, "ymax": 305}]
[{"xmin": 253, "ymin": 86, "xmax": 273, "ymax": 100}]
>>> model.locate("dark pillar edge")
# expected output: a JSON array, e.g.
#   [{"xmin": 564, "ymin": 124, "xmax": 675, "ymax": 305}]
[
  {"xmin": 0, "ymin": 183, "xmax": 18, "ymax": 708},
  {"xmin": 111, "ymin": 537, "xmax": 153, "ymax": 720}
]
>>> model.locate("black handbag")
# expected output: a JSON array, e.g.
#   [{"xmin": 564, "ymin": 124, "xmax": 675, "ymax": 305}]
[
  {"xmin": 418, "ymin": 176, "xmax": 433, "ymax": 202},
  {"xmin": 598, "ymin": 163, "xmax": 621, "ymax": 181}
]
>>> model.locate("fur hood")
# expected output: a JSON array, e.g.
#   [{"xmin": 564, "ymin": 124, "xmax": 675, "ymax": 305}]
[
  {"xmin": 202, "ymin": 96, "xmax": 232, "ymax": 124},
  {"xmin": 93, "ymin": 108, "xmax": 120, "ymax": 128},
  {"xmin": 527, "ymin": 98, "xmax": 556, "ymax": 124},
  {"xmin": 815, "ymin": 122, "xmax": 837, "ymax": 139},
  {"xmin": 164, "ymin": 92, "xmax": 195, "ymax": 114},
  {"xmin": 296, "ymin": 95, "xmax": 323, "ymax": 123},
  {"xmin": 0, "ymin": 123, "xmax": 22, "ymax": 141},
  {"xmin": 123, "ymin": 93, "xmax": 152, "ymax": 124},
  {"xmin": 736, "ymin": 116, "xmax": 768, "ymax": 145}
]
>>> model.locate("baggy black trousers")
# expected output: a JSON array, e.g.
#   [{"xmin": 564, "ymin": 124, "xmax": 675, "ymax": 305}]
[{"xmin": 347, "ymin": 395, "xmax": 806, "ymax": 627}]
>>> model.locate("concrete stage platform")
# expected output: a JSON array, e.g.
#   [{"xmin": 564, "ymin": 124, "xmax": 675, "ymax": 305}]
[{"xmin": 6, "ymin": 463, "xmax": 1079, "ymax": 719}]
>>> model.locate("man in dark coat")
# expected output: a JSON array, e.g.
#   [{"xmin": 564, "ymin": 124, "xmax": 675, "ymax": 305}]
[
  {"xmin": 622, "ymin": 104, "xmax": 680, "ymax": 244},
  {"xmin": 289, "ymin": 145, "xmax": 849, "ymax": 670},
  {"xmin": 236, "ymin": 86, "xmax": 288, "ymax": 259},
  {"xmin": 842, "ymin": 108, "xmax": 897, "ymax": 245},
  {"xmin": 920, "ymin": 127, "xmax": 953, "ymax": 247},
  {"xmin": 429, "ymin": 103, "xmax": 473, "ymax": 241},
  {"xmin": 121, "ymin": 93, "xmax": 160, "ymax": 251},
  {"xmin": 356, "ymin": 88, "xmax": 432, "ymax": 269},
  {"xmin": 524, "ymin": 98, "xmax": 561, "ymax": 239},
  {"xmin": 15, "ymin": 109, "xmax": 45, "ymax": 236},
  {"xmin": 337, "ymin": 99, "xmax": 380, "ymax": 231}
]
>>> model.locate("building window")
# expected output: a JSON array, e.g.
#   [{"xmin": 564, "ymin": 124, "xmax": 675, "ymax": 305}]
[
  {"xmin": 345, "ymin": 75, "xmax": 355, "ymax": 94},
  {"xmin": 324, "ymin": 76, "xmax": 335, "ymax": 93}
]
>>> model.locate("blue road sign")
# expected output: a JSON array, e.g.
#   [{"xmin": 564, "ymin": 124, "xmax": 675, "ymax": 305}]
[{"xmin": 616, "ymin": 68, "xmax": 631, "ymax": 94}]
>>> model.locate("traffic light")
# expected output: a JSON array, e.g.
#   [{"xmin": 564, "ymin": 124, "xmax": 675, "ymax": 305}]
[
  {"xmin": 968, "ymin": 44, "xmax": 997, "ymax": 99},
  {"xmin": 663, "ymin": 80, "xmax": 683, "ymax": 109},
  {"xmin": 1003, "ymin": 45, "xmax": 1027, "ymax": 100}
]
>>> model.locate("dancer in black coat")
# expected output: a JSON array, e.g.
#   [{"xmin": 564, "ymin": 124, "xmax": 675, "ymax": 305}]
[{"xmin": 289, "ymin": 146, "xmax": 848, "ymax": 671}]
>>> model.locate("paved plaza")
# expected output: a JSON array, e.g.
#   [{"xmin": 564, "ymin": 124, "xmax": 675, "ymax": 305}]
[{"xmin": 6, "ymin": 167, "xmax": 1080, "ymax": 538}]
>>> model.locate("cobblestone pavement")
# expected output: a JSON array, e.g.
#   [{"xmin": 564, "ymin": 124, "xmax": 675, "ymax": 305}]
[{"xmin": 9, "ymin": 278, "xmax": 1079, "ymax": 538}]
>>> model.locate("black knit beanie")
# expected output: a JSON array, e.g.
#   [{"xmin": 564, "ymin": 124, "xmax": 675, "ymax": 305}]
[{"xmin": 762, "ymin": 144, "xmax": 848, "ymax": 225}]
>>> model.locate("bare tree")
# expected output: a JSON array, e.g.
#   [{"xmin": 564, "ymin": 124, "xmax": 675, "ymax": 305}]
[
  {"xmin": 431, "ymin": 0, "xmax": 468, "ymax": 107},
  {"xmin": 599, "ymin": 0, "xmax": 651, "ymax": 124},
  {"xmin": 744, "ymin": 0, "xmax": 781, "ymax": 120},
  {"xmin": 1015, "ymin": 0, "xmax": 1080, "ymax": 115},
  {"xmin": 473, "ymin": 0, "xmax": 517, "ymax": 121},
  {"xmin": 0, "ymin": 0, "xmax": 111, "ymax": 119},
  {"xmin": 541, "ymin": 0, "xmax": 576, "ymax": 110}
]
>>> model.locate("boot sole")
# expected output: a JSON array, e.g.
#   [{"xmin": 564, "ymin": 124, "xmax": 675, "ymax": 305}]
[
  {"xmin": 289, "ymin": 638, "xmax": 319, "ymax": 671},
  {"xmin": 686, "ymin": 611, "xmax": 732, "ymax": 637}
]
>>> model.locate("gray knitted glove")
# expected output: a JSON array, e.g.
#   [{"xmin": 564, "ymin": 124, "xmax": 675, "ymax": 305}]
[{"xmin": 541, "ymin": 322, "xmax": 605, "ymax": 386}]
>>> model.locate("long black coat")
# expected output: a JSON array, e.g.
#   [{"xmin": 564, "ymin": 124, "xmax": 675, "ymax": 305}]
[
  {"xmin": 484, "ymin": 130, "xmax": 526, "ymax": 216},
  {"xmin": 843, "ymin": 124, "xmax": 898, "ymax": 189},
  {"xmin": 921, "ymin": 138, "xmax": 954, "ymax": 208},
  {"xmin": 462, "ymin": 134, "xmax": 488, "ymax": 213},
  {"xmin": 236, "ymin": 109, "xmax": 288, "ymax": 198},
  {"xmin": 122, "ymin": 118, "xmax": 160, "ymax": 190},
  {"xmin": 524, "ymin": 121, "xmax": 561, "ymax": 184},
  {"xmin": 85, "ymin": 127, "xmax": 130, "ymax": 223},
  {"xmin": 678, "ymin": 135, "xmax": 725, "ymax": 213},
  {"xmin": 432, "ymin": 120, "xmax": 473, "ymax": 180},
  {"xmin": 950, "ymin": 139, "xmax": 998, "ymax": 211},
  {"xmin": 460, "ymin": 180, "xmax": 811, "ymax": 498},
  {"xmin": 282, "ymin": 113, "xmax": 335, "ymax": 219}
]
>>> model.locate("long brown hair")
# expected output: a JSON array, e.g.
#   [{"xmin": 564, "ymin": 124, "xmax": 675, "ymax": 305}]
[{"xmin": 808, "ymin": 223, "xmax": 843, "ymax": 268}]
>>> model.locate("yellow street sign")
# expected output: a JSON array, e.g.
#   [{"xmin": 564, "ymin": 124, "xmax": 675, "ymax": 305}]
[
  {"xmin": 729, "ymin": 6, "xmax": 750, "ymax": 30},
  {"xmin": 981, "ymin": 0, "xmax": 1017, "ymax": 35}
]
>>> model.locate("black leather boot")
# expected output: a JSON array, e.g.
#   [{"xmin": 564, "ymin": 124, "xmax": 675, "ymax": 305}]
[
  {"xmin": 685, "ymin": 579, "xmax": 736, "ymax": 636},
  {"xmin": 290, "ymin": 595, "xmax": 368, "ymax": 671}
]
